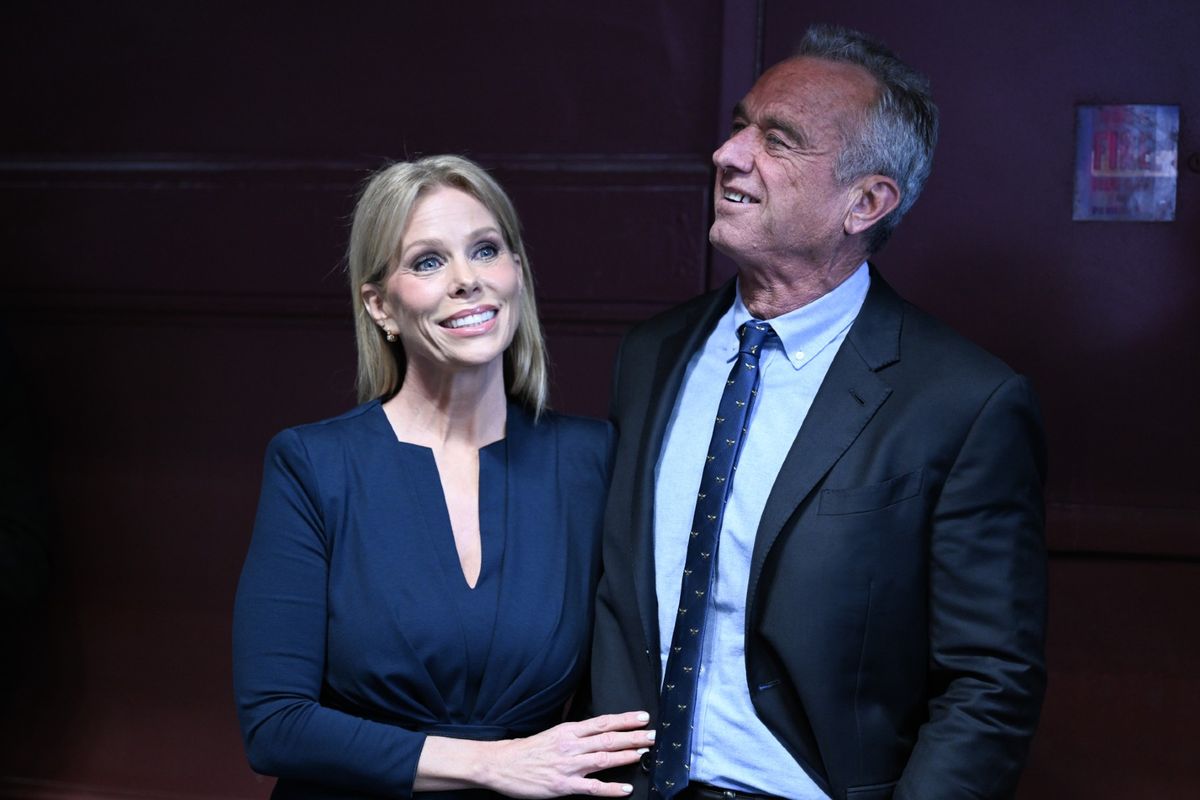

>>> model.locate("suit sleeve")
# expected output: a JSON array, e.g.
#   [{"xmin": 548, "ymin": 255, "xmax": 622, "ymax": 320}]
[
  {"xmin": 896, "ymin": 374, "xmax": 1048, "ymax": 800},
  {"xmin": 232, "ymin": 429, "xmax": 427, "ymax": 796}
]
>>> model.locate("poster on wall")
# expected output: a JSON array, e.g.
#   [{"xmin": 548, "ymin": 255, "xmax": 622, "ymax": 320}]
[{"xmin": 1073, "ymin": 104, "xmax": 1179, "ymax": 222}]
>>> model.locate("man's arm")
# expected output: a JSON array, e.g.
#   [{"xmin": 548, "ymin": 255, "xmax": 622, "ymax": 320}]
[{"xmin": 897, "ymin": 374, "xmax": 1048, "ymax": 799}]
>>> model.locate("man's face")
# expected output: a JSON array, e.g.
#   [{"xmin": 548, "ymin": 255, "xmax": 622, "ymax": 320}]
[{"xmin": 709, "ymin": 57, "xmax": 879, "ymax": 273}]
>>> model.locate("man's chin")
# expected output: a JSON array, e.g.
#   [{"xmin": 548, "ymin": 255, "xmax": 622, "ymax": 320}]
[{"xmin": 708, "ymin": 222, "xmax": 740, "ymax": 259}]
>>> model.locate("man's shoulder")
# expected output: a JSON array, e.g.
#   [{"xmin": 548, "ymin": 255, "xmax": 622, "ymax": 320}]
[
  {"xmin": 865, "ymin": 275, "xmax": 1024, "ymax": 390},
  {"xmin": 623, "ymin": 283, "xmax": 734, "ymax": 348}
]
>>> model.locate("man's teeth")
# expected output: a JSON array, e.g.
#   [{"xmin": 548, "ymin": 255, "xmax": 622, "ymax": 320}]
[
  {"xmin": 444, "ymin": 310, "xmax": 497, "ymax": 329},
  {"xmin": 724, "ymin": 190, "xmax": 755, "ymax": 204}
]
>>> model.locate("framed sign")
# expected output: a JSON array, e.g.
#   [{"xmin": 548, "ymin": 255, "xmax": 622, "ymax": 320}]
[{"xmin": 1073, "ymin": 104, "xmax": 1179, "ymax": 222}]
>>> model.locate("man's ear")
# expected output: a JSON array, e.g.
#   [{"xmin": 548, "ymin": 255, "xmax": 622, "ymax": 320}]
[{"xmin": 844, "ymin": 175, "xmax": 901, "ymax": 236}]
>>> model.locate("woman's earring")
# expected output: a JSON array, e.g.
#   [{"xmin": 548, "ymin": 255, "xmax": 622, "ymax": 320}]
[{"xmin": 382, "ymin": 326, "xmax": 397, "ymax": 343}]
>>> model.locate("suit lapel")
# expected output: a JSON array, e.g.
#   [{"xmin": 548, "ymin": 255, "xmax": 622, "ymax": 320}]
[
  {"xmin": 631, "ymin": 282, "xmax": 736, "ymax": 660},
  {"xmin": 748, "ymin": 269, "xmax": 904, "ymax": 609}
]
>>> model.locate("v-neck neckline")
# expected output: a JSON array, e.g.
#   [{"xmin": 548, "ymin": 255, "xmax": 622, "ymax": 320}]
[{"xmin": 374, "ymin": 402, "xmax": 509, "ymax": 593}]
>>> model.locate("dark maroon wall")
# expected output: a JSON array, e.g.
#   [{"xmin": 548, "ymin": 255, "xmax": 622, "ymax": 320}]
[{"xmin": 0, "ymin": 1, "xmax": 1196, "ymax": 798}]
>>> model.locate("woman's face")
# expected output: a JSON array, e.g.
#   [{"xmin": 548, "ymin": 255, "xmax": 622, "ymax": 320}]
[{"xmin": 362, "ymin": 185, "xmax": 523, "ymax": 376}]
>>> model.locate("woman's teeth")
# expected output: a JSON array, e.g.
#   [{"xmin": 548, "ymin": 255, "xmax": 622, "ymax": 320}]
[{"xmin": 444, "ymin": 310, "xmax": 497, "ymax": 329}]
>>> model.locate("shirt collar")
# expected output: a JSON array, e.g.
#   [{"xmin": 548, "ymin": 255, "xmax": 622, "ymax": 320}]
[{"xmin": 724, "ymin": 262, "xmax": 871, "ymax": 370}]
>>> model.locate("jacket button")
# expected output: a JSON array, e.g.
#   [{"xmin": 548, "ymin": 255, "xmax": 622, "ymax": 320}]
[{"xmin": 640, "ymin": 750, "xmax": 652, "ymax": 773}]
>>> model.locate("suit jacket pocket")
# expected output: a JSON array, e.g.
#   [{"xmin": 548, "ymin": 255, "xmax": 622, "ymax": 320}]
[{"xmin": 818, "ymin": 469, "xmax": 923, "ymax": 516}]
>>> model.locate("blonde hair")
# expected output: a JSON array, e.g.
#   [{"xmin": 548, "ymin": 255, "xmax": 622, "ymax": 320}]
[{"xmin": 347, "ymin": 155, "xmax": 549, "ymax": 415}]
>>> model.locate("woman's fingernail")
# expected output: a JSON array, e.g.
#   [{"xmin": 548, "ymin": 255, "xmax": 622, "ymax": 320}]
[
  {"xmin": 636, "ymin": 711, "xmax": 650, "ymax": 722},
  {"xmin": 622, "ymin": 785, "xmax": 634, "ymax": 794},
  {"xmin": 636, "ymin": 747, "xmax": 650, "ymax": 755},
  {"xmin": 646, "ymin": 730, "xmax": 656, "ymax": 742}
]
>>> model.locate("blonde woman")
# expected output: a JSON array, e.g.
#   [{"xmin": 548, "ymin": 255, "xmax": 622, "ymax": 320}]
[{"xmin": 233, "ymin": 156, "xmax": 651, "ymax": 799}]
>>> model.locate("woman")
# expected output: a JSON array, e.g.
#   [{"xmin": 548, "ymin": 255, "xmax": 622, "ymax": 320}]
[{"xmin": 233, "ymin": 155, "xmax": 651, "ymax": 799}]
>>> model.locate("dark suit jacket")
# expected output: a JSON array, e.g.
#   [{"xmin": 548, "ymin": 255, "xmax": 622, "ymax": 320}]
[{"xmin": 592, "ymin": 269, "xmax": 1047, "ymax": 800}]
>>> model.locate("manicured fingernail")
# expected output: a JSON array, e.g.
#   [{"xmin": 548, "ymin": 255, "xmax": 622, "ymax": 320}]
[
  {"xmin": 646, "ymin": 730, "xmax": 656, "ymax": 742},
  {"xmin": 636, "ymin": 747, "xmax": 650, "ymax": 755},
  {"xmin": 622, "ymin": 785, "xmax": 633, "ymax": 794},
  {"xmin": 637, "ymin": 711, "xmax": 650, "ymax": 722}
]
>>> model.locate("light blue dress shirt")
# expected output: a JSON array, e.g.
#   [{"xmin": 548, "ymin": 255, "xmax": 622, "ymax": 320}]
[{"xmin": 653, "ymin": 263, "xmax": 870, "ymax": 799}]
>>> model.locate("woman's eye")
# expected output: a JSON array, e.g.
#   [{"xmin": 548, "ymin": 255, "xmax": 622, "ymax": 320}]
[
  {"xmin": 473, "ymin": 242, "xmax": 499, "ymax": 260},
  {"xmin": 411, "ymin": 254, "xmax": 443, "ymax": 273}
]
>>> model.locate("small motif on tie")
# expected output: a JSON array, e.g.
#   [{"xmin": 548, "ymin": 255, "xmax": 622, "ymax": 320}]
[
  {"xmin": 697, "ymin": 492, "xmax": 706, "ymax": 500},
  {"xmin": 706, "ymin": 514, "xmax": 717, "ymax": 521},
  {"xmin": 673, "ymin": 645, "xmax": 681, "ymax": 652},
  {"xmin": 690, "ymin": 530, "xmax": 699, "ymax": 537},
  {"xmin": 735, "ymin": 399, "xmax": 745, "ymax": 407},
  {"xmin": 725, "ymin": 438, "xmax": 735, "ymax": 446},
  {"xmin": 715, "ymin": 416, "xmax": 724, "ymax": 424},
  {"xmin": 689, "ymin": 628, "xmax": 699, "ymax": 636},
  {"xmin": 750, "ymin": 345, "xmax": 759, "ymax": 354},
  {"xmin": 715, "ymin": 476, "xmax": 725, "ymax": 484},
  {"xmin": 745, "ymin": 362, "xmax": 756, "ymax": 370},
  {"xmin": 664, "ymin": 778, "xmax": 674, "ymax": 786},
  {"xmin": 694, "ymin": 589, "xmax": 705, "ymax": 597},
  {"xmin": 682, "ymin": 568, "xmax": 692, "ymax": 576},
  {"xmin": 700, "ymin": 551, "xmax": 711, "ymax": 559},
  {"xmin": 678, "ymin": 607, "xmax": 687, "ymax": 616},
  {"xmin": 682, "ymin": 665, "xmax": 693, "ymax": 673},
  {"xmin": 706, "ymin": 454, "xmax": 715, "ymax": 462},
  {"xmin": 751, "ymin": 388, "xmax": 757, "ymax": 397},
  {"xmin": 672, "ymin": 742, "xmax": 683, "ymax": 750},
  {"xmin": 665, "ymin": 683, "xmax": 675, "ymax": 691},
  {"xmin": 657, "ymin": 760, "xmax": 665, "ymax": 768},
  {"xmin": 677, "ymin": 704, "xmax": 688, "ymax": 711}
]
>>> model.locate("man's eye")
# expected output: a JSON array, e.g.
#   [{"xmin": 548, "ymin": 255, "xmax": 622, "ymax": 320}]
[
  {"xmin": 411, "ymin": 255, "xmax": 443, "ymax": 273},
  {"xmin": 766, "ymin": 133, "xmax": 787, "ymax": 147},
  {"xmin": 730, "ymin": 121, "xmax": 747, "ymax": 135}
]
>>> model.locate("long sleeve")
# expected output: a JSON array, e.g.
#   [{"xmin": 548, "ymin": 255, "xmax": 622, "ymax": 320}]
[
  {"xmin": 232, "ymin": 428, "xmax": 427, "ymax": 797},
  {"xmin": 896, "ymin": 374, "xmax": 1048, "ymax": 799}
]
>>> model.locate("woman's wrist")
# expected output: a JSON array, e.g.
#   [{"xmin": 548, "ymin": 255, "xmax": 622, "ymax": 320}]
[{"xmin": 414, "ymin": 735, "xmax": 496, "ymax": 792}]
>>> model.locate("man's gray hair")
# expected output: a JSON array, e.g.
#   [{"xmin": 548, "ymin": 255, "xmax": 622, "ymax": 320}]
[{"xmin": 795, "ymin": 24, "xmax": 938, "ymax": 253}]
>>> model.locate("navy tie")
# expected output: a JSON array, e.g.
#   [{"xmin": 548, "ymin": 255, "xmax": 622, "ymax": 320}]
[{"xmin": 651, "ymin": 321, "xmax": 773, "ymax": 800}]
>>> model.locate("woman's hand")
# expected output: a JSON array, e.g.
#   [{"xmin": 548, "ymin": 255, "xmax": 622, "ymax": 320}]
[
  {"xmin": 484, "ymin": 711, "xmax": 653, "ymax": 797},
  {"xmin": 416, "ymin": 711, "xmax": 653, "ymax": 798}
]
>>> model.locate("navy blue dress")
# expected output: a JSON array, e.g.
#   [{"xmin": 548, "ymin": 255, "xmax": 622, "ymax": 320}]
[{"xmin": 233, "ymin": 400, "xmax": 614, "ymax": 799}]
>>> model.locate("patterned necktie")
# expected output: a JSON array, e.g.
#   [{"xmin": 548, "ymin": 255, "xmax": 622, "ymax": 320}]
[{"xmin": 651, "ymin": 321, "xmax": 773, "ymax": 800}]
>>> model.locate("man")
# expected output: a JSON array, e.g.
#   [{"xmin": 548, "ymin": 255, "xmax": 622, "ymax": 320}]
[{"xmin": 591, "ymin": 24, "xmax": 1047, "ymax": 800}]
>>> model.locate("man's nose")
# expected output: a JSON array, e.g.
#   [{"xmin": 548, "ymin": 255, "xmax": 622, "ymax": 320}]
[{"xmin": 713, "ymin": 128, "xmax": 754, "ymax": 173}]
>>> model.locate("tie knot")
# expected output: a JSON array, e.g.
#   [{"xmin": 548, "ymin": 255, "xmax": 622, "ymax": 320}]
[{"xmin": 737, "ymin": 321, "xmax": 772, "ymax": 357}]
